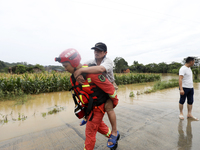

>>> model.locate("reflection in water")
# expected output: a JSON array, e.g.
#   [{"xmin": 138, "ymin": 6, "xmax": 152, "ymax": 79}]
[
  {"xmin": 178, "ymin": 119, "xmax": 193, "ymax": 150},
  {"xmin": 161, "ymin": 73, "xmax": 179, "ymax": 81}
]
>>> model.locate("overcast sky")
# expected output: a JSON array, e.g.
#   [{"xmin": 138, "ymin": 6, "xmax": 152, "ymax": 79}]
[{"xmin": 1, "ymin": 0, "xmax": 200, "ymax": 66}]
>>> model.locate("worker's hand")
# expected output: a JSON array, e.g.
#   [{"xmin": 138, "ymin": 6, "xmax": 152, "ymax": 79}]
[
  {"xmin": 180, "ymin": 89, "xmax": 184, "ymax": 95},
  {"xmin": 76, "ymin": 75, "xmax": 85, "ymax": 85},
  {"xmin": 74, "ymin": 69, "xmax": 82, "ymax": 79}
]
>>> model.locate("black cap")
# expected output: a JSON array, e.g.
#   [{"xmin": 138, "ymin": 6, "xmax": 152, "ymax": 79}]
[{"xmin": 91, "ymin": 42, "xmax": 107, "ymax": 51}]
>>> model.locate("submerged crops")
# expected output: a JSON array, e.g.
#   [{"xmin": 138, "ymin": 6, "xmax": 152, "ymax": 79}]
[
  {"xmin": 144, "ymin": 79, "xmax": 179, "ymax": 94},
  {"xmin": 0, "ymin": 72, "xmax": 160, "ymax": 99}
]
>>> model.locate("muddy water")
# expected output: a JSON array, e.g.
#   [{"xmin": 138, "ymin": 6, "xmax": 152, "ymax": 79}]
[
  {"xmin": 0, "ymin": 92, "xmax": 77, "ymax": 141},
  {"xmin": 0, "ymin": 74, "xmax": 199, "ymax": 143}
]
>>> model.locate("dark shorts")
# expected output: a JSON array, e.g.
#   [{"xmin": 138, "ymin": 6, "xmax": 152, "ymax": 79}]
[{"xmin": 179, "ymin": 88, "xmax": 194, "ymax": 105}]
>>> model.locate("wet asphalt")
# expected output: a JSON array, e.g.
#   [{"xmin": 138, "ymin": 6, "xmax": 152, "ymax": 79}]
[{"xmin": 0, "ymin": 88, "xmax": 200, "ymax": 150}]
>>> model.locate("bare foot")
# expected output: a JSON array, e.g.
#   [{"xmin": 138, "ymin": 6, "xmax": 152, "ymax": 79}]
[
  {"xmin": 179, "ymin": 114, "xmax": 184, "ymax": 120},
  {"xmin": 187, "ymin": 116, "xmax": 199, "ymax": 121}
]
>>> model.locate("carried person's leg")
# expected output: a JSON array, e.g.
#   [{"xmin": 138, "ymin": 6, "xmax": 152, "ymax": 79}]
[
  {"xmin": 105, "ymin": 99, "xmax": 117, "ymax": 135},
  {"xmin": 105, "ymin": 99, "xmax": 119, "ymax": 147}
]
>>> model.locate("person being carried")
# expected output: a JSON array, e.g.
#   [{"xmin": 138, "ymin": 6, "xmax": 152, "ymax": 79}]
[
  {"xmin": 178, "ymin": 56, "xmax": 199, "ymax": 121},
  {"xmin": 74, "ymin": 42, "xmax": 119, "ymax": 147},
  {"xmin": 55, "ymin": 48, "xmax": 120, "ymax": 150}
]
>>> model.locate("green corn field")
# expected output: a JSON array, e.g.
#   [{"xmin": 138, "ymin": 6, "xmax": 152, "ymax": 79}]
[
  {"xmin": 0, "ymin": 72, "xmax": 160, "ymax": 99},
  {"xmin": 114, "ymin": 73, "xmax": 160, "ymax": 85},
  {"xmin": 0, "ymin": 72, "xmax": 71, "ymax": 99}
]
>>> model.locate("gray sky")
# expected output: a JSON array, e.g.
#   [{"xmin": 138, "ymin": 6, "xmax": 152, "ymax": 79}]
[{"xmin": 1, "ymin": 0, "xmax": 200, "ymax": 66}]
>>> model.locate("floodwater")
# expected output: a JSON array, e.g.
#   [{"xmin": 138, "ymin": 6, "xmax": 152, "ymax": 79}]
[
  {"xmin": 0, "ymin": 74, "xmax": 200, "ymax": 150},
  {"xmin": 0, "ymin": 91, "xmax": 77, "ymax": 141}
]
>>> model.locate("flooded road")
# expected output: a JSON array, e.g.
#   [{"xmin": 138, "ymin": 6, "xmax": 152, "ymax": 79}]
[{"xmin": 0, "ymin": 74, "xmax": 200, "ymax": 150}]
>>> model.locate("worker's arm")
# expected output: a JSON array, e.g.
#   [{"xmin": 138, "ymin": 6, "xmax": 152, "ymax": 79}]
[{"xmin": 179, "ymin": 75, "xmax": 184, "ymax": 95}]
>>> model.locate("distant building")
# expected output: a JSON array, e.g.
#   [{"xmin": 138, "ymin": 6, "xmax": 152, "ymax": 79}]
[
  {"xmin": 122, "ymin": 68, "xmax": 130, "ymax": 73},
  {"xmin": 53, "ymin": 69, "xmax": 64, "ymax": 72},
  {"xmin": 8, "ymin": 67, "xmax": 12, "ymax": 74}
]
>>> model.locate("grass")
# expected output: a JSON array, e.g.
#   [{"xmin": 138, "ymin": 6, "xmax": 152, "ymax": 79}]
[
  {"xmin": 42, "ymin": 105, "xmax": 65, "ymax": 118},
  {"xmin": 144, "ymin": 79, "xmax": 179, "ymax": 94},
  {"xmin": 129, "ymin": 91, "xmax": 135, "ymax": 97}
]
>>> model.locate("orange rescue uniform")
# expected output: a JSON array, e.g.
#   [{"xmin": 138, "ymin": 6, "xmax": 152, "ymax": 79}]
[{"xmin": 78, "ymin": 73, "xmax": 118, "ymax": 150}]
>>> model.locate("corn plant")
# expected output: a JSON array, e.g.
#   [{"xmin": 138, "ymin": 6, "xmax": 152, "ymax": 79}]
[{"xmin": 114, "ymin": 73, "xmax": 160, "ymax": 85}]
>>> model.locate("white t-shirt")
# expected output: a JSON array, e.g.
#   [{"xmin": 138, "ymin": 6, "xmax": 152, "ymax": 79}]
[
  {"xmin": 84, "ymin": 57, "xmax": 115, "ymax": 83},
  {"xmin": 179, "ymin": 65, "xmax": 193, "ymax": 88}
]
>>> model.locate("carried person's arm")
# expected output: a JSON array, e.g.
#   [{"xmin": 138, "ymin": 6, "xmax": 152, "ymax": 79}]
[
  {"xmin": 74, "ymin": 66, "xmax": 106, "ymax": 79},
  {"xmin": 75, "ymin": 66, "xmax": 106, "ymax": 85},
  {"xmin": 179, "ymin": 75, "xmax": 184, "ymax": 95}
]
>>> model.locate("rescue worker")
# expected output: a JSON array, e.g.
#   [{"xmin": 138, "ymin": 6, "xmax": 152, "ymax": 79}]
[
  {"xmin": 74, "ymin": 42, "xmax": 119, "ymax": 147},
  {"xmin": 55, "ymin": 48, "xmax": 120, "ymax": 150}
]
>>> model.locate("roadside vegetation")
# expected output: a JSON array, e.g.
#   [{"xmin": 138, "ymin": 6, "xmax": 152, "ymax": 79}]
[{"xmin": 144, "ymin": 79, "xmax": 179, "ymax": 93}]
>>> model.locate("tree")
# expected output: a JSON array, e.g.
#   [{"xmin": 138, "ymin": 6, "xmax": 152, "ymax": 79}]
[
  {"xmin": 168, "ymin": 62, "xmax": 182, "ymax": 73},
  {"xmin": 129, "ymin": 61, "xmax": 146, "ymax": 73},
  {"xmin": 15, "ymin": 65, "xmax": 27, "ymax": 74},
  {"xmin": 113, "ymin": 57, "xmax": 128, "ymax": 73},
  {"xmin": 157, "ymin": 62, "xmax": 168, "ymax": 73},
  {"xmin": 0, "ymin": 60, "xmax": 6, "ymax": 72},
  {"xmin": 34, "ymin": 64, "xmax": 45, "ymax": 72},
  {"xmin": 0, "ymin": 60, "xmax": 6, "ymax": 69},
  {"xmin": 144, "ymin": 63, "xmax": 158, "ymax": 73}
]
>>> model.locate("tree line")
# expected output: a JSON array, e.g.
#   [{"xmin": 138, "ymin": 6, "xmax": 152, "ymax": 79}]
[
  {"xmin": 113, "ymin": 57, "xmax": 200, "ymax": 74},
  {"xmin": 1, "ymin": 56, "xmax": 200, "ymax": 74},
  {"xmin": 0, "ymin": 60, "xmax": 64, "ymax": 73}
]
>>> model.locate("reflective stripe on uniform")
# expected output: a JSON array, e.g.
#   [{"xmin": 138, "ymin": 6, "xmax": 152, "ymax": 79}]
[
  {"xmin": 109, "ymin": 90, "xmax": 117, "ymax": 98},
  {"xmin": 105, "ymin": 128, "xmax": 111, "ymax": 137},
  {"xmin": 82, "ymin": 84, "xmax": 90, "ymax": 87},
  {"xmin": 79, "ymin": 95, "xmax": 85, "ymax": 104},
  {"xmin": 87, "ymin": 78, "xmax": 91, "ymax": 83},
  {"xmin": 82, "ymin": 65, "xmax": 88, "ymax": 68}
]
